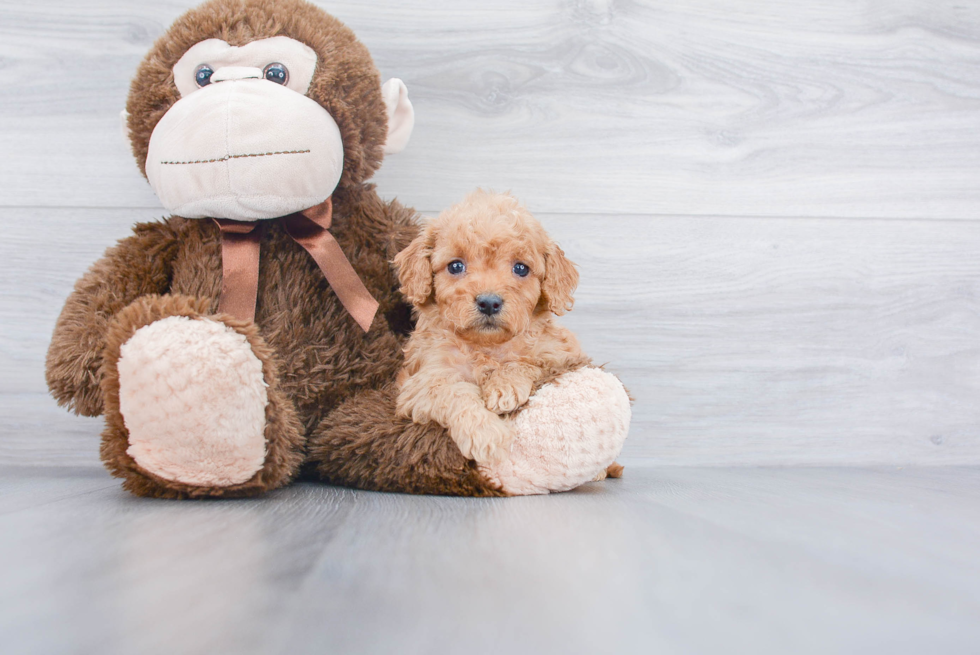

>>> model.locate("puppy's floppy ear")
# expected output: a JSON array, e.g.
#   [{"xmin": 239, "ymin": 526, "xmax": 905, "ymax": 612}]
[
  {"xmin": 541, "ymin": 241, "xmax": 579, "ymax": 315},
  {"xmin": 394, "ymin": 223, "xmax": 437, "ymax": 306}
]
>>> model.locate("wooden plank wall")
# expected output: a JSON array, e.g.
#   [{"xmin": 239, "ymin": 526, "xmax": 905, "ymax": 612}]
[{"xmin": 1, "ymin": 0, "xmax": 978, "ymax": 466}]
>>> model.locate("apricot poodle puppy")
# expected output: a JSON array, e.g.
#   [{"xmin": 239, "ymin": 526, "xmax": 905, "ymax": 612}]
[{"xmin": 394, "ymin": 190, "xmax": 619, "ymax": 470}]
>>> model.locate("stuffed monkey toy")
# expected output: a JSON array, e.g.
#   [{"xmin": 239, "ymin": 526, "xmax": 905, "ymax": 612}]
[{"xmin": 45, "ymin": 0, "xmax": 630, "ymax": 499}]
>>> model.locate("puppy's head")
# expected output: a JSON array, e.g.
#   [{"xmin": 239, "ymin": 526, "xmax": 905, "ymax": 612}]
[{"xmin": 394, "ymin": 190, "xmax": 578, "ymax": 343}]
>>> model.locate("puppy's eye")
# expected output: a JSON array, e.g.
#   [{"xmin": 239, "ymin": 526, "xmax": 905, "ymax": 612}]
[
  {"xmin": 513, "ymin": 262, "xmax": 530, "ymax": 277},
  {"xmin": 195, "ymin": 65, "xmax": 214, "ymax": 87},
  {"xmin": 447, "ymin": 260, "xmax": 466, "ymax": 275}
]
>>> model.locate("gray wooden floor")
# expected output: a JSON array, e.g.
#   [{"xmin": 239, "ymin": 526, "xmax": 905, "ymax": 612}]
[{"xmin": 2, "ymin": 465, "xmax": 978, "ymax": 655}]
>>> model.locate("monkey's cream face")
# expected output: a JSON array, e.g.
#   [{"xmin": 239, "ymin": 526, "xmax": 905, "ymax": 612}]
[{"xmin": 143, "ymin": 37, "xmax": 412, "ymax": 221}]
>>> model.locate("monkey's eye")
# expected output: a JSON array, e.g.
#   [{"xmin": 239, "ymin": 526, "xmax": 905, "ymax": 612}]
[
  {"xmin": 263, "ymin": 63, "xmax": 289, "ymax": 85},
  {"xmin": 513, "ymin": 262, "xmax": 530, "ymax": 277},
  {"xmin": 447, "ymin": 260, "xmax": 466, "ymax": 276},
  {"xmin": 195, "ymin": 65, "xmax": 214, "ymax": 87}
]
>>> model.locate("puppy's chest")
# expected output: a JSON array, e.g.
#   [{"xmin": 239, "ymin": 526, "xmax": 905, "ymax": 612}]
[{"xmin": 451, "ymin": 342, "xmax": 525, "ymax": 383}]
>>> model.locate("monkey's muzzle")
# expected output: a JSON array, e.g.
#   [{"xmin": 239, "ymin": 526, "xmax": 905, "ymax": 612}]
[{"xmin": 145, "ymin": 77, "xmax": 344, "ymax": 221}]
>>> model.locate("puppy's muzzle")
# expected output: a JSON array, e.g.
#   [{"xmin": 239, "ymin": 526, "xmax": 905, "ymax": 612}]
[{"xmin": 476, "ymin": 293, "xmax": 503, "ymax": 316}]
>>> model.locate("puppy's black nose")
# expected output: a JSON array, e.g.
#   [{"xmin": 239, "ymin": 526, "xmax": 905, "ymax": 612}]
[{"xmin": 476, "ymin": 293, "xmax": 503, "ymax": 316}]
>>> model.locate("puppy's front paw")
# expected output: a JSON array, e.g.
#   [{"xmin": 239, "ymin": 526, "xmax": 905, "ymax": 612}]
[
  {"xmin": 483, "ymin": 377, "xmax": 532, "ymax": 414},
  {"xmin": 453, "ymin": 413, "xmax": 514, "ymax": 464}
]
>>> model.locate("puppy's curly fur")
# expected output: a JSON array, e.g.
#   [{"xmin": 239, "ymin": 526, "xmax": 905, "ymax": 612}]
[{"xmin": 394, "ymin": 191, "xmax": 602, "ymax": 465}]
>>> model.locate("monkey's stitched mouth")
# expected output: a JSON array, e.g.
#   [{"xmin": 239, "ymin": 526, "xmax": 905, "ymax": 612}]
[{"xmin": 160, "ymin": 149, "xmax": 311, "ymax": 165}]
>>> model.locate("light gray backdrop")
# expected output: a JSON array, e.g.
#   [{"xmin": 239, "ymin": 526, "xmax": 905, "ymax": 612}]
[{"xmin": 2, "ymin": 0, "xmax": 979, "ymax": 466}]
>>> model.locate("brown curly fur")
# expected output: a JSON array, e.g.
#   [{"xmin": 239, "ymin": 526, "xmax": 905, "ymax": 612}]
[
  {"xmin": 305, "ymin": 385, "xmax": 505, "ymax": 497},
  {"xmin": 47, "ymin": 183, "xmax": 426, "ymax": 496},
  {"xmin": 46, "ymin": 0, "xmax": 491, "ymax": 497},
  {"xmin": 46, "ymin": 220, "xmax": 181, "ymax": 417}
]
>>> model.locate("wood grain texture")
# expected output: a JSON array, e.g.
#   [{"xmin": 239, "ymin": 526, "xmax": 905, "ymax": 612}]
[
  {"xmin": 554, "ymin": 213, "xmax": 980, "ymax": 465},
  {"xmin": 4, "ymin": 207, "xmax": 979, "ymax": 467},
  {"xmin": 1, "ymin": 0, "xmax": 979, "ymax": 216},
  {"xmin": 1, "ymin": 466, "xmax": 978, "ymax": 654}
]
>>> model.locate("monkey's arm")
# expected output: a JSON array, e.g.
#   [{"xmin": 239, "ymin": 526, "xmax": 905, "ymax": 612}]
[
  {"xmin": 45, "ymin": 219, "xmax": 180, "ymax": 416},
  {"xmin": 378, "ymin": 195, "xmax": 420, "ymax": 336}
]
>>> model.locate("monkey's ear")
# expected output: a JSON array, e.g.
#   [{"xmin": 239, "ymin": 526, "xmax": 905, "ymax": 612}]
[
  {"xmin": 381, "ymin": 78, "xmax": 414, "ymax": 155},
  {"xmin": 394, "ymin": 222, "xmax": 436, "ymax": 306},
  {"xmin": 541, "ymin": 242, "xmax": 579, "ymax": 316}
]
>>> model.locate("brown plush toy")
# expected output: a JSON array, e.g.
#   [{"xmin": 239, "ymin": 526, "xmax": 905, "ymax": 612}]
[{"xmin": 45, "ymin": 0, "xmax": 630, "ymax": 499}]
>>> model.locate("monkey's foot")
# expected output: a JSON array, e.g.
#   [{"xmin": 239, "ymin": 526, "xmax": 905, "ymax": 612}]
[
  {"xmin": 478, "ymin": 367, "xmax": 631, "ymax": 495},
  {"xmin": 117, "ymin": 315, "xmax": 268, "ymax": 486},
  {"xmin": 100, "ymin": 295, "xmax": 304, "ymax": 498}
]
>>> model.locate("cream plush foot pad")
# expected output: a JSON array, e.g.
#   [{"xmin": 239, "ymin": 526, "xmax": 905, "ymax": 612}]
[
  {"xmin": 480, "ymin": 367, "xmax": 631, "ymax": 495},
  {"xmin": 117, "ymin": 316, "xmax": 268, "ymax": 486}
]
